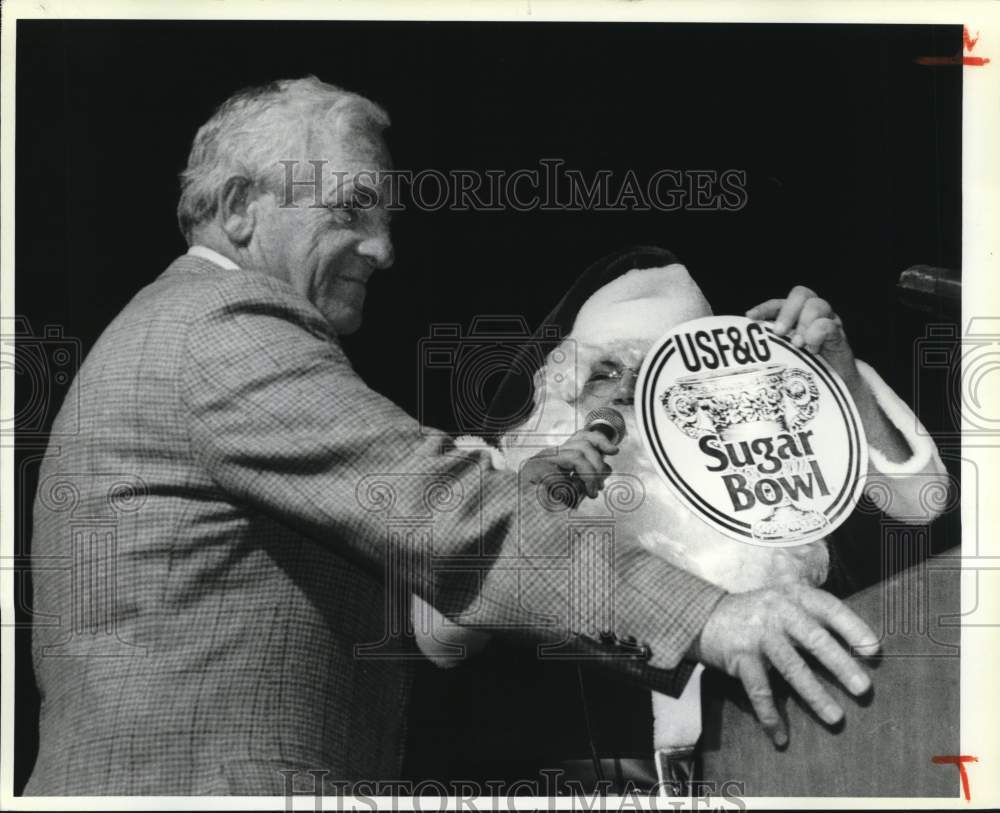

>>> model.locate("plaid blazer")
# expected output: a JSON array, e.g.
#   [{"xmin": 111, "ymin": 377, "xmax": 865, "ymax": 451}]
[{"xmin": 25, "ymin": 254, "xmax": 724, "ymax": 795}]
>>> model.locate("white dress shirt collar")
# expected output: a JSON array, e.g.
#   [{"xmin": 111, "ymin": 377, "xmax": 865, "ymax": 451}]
[{"xmin": 187, "ymin": 244, "xmax": 240, "ymax": 271}]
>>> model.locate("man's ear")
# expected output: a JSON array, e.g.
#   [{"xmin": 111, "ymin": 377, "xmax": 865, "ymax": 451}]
[{"xmin": 219, "ymin": 176, "xmax": 257, "ymax": 245}]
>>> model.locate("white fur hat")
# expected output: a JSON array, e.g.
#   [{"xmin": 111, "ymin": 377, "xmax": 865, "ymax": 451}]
[{"xmin": 569, "ymin": 263, "xmax": 713, "ymax": 345}]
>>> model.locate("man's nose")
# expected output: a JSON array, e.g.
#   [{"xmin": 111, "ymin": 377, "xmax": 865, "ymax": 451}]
[
  {"xmin": 357, "ymin": 233, "xmax": 394, "ymax": 270},
  {"xmin": 613, "ymin": 369, "xmax": 638, "ymax": 406}
]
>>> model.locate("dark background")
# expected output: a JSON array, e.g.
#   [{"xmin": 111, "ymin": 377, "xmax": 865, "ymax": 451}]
[{"xmin": 13, "ymin": 21, "xmax": 961, "ymax": 792}]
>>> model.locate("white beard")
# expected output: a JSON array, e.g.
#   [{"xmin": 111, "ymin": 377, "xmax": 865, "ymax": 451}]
[{"xmin": 502, "ymin": 354, "xmax": 829, "ymax": 594}]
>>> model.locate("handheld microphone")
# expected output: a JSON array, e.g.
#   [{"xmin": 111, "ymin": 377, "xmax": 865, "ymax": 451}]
[
  {"xmin": 583, "ymin": 407, "xmax": 627, "ymax": 446},
  {"xmin": 550, "ymin": 408, "xmax": 627, "ymax": 508}
]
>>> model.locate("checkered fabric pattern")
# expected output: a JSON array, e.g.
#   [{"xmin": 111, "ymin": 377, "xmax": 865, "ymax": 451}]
[{"xmin": 25, "ymin": 255, "xmax": 725, "ymax": 795}]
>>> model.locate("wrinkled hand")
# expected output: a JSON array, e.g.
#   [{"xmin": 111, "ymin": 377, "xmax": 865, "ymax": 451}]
[
  {"xmin": 521, "ymin": 429, "xmax": 618, "ymax": 499},
  {"xmin": 746, "ymin": 286, "xmax": 858, "ymax": 386},
  {"xmin": 691, "ymin": 582, "xmax": 880, "ymax": 747}
]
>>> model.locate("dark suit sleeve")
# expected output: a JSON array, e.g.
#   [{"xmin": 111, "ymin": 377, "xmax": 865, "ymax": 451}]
[{"xmin": 180, "ymin": 274, "xmax": 725, "ymax": 694}]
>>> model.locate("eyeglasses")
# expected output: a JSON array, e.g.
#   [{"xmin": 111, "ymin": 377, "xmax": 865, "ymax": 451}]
[{"xmin": 580, "ymin": 365, "xmax": 640, "ymax": 401}]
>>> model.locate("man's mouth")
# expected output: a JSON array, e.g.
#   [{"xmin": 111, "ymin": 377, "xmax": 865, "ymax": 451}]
[{"xmin": 338, "ymin": 274, "xmax": 370, "ymax": 286}]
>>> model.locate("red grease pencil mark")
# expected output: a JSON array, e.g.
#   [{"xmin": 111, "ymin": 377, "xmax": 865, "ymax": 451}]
[
  {"xmin": 916, "ymin": 55, "xmax": 990, "ymax": 67},
  {"xmin": 932, "ymin": 755, "xmax": 978, "ymax": 801},
  {"xmin": 915, "ymin": 25, "xmax": 990, "ymax": 66}
]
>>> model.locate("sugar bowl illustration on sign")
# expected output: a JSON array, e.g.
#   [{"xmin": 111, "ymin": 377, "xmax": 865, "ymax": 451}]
[{"xmin": 635, "ymin": 315, "xmax": 868, "ymax": 546}]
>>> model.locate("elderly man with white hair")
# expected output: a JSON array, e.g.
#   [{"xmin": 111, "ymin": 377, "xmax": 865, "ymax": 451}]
[{"xmin": 27, "ymin": 78, "xmax": 894, "ymax": 796}]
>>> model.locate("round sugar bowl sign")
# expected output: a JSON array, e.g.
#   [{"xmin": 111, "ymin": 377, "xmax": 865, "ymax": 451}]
[{"xmin": 635, "ymin": 315, "xmax": 868, "ymax": 547}]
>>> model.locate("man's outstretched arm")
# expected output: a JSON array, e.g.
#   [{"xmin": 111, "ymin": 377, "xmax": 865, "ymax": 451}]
[{"xmin": 180, "ymin": 272, "xmax": 724, "ymax": 693}]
